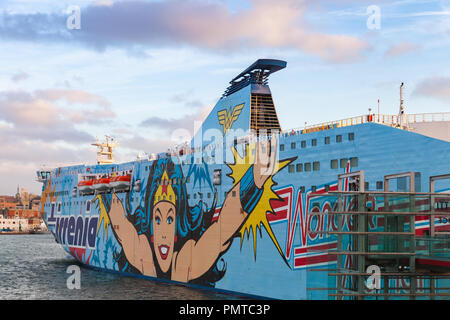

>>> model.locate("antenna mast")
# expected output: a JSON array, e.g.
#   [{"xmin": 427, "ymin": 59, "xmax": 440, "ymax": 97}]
[
  {"xmin": 398, "ymin": 82, "xmax": 408, "ymax": 129},
  {"xmin": 91, "ymin": 135, "xmax": 119, "ymax": 165}
]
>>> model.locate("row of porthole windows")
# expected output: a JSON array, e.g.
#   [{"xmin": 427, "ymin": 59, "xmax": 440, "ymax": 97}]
[
  {"xmin": 47, "ymin": 191, "xmax": 69, "ymax": 197},
  {"xmin": 45, "ymin": 181, "xmax": 385, "ymax": 208},
  {"xmin": 187, "ymin": 190, "xmax": 240, "ymax": 200},
  {"xmin": 280, "ymin": 132, "xmax": 355, "ymax": 151},
  {"xmin": 299, "ymin": 181, "xmax": 383, "ymax": 193},
  {"xmin": 288, "ymin": 157, "xmax": 359, "ymax": 173},
  {"xmin": 142, "ymin": 168, "xmax": 192, "ymax": 184},
  {"xmin": 45, "ymin": 201, "xmax": 92, "ymax": 213},
  {"xmin": 48, "ymin": 198, "xmax": 146, "ymax": 208},
  {"xmin": 187, "ymin": 192, "xmax": 213, "ymax": 200},
  {"xmin": 331, "ymin": 157, "xmax": 358, "ymax": 169}
]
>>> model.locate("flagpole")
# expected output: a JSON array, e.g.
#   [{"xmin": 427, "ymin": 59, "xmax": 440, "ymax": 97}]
[{"xmin": 378, "ymin": 98, "xmax": 380, "ymax": 122}]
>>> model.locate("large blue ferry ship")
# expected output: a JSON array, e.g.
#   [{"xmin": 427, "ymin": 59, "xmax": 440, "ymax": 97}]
[{"xmin": 37, "ymin": 59, "xmax": 450, "ymax": 299}]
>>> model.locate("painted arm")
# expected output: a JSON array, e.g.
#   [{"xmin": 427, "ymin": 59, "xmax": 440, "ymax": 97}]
[
  {"xmin": 108, "ymin": 193, "xmax": 156, "ymax": 276},
  {"xmin": 173, "ymin": 138, "xmax": 277, "ymax": 281}
]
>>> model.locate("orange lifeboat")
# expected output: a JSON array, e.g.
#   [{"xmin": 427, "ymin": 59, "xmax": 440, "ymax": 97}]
[
  {"xmin": 92, "ymin": 177, "xmax": 110, "ymax": 192},
  {"xmin": 110, "ymin": 175, "xmax": 131, "ymax": 191},
  {"xmin": 78, "ymin": 180, "xmax": 94, "ymax": 194}
]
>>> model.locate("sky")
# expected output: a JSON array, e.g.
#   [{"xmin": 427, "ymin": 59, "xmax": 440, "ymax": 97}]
[{"xmin": 0, "ymin": 0, "xmax": 449, "ymax": 195}]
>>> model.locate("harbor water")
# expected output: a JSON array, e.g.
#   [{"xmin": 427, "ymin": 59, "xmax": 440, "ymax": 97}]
[{"xmin": 0, "ymin": 234, "xmax": 240, "ymax": 300}]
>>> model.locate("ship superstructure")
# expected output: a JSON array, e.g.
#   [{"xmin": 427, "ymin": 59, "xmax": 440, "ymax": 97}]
[{"xmin": 38, "ymin": 59, "xmax": 450, "ymax": 299}]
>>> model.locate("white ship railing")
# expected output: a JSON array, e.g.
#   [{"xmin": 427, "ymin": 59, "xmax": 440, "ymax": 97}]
[
  {"xmin": 406, "ymin": 112, "xmax": 450, "ymax": 123},
  {"xmin": 167, "ymin": 112, "xmax": 450, "ymax": 157},
  {"xmin": 281, "ymin": 112, "xmax": 450, "ymax": 136}
]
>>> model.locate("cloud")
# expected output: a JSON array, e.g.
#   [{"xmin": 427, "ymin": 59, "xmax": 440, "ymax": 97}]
[
  {"xmin": 0, "ymin": 138, "xmax": 92, "ymax": 166},
  {"xmin": 119, "ymin": 135, "xmax": 175, "ymax": 156},
  {"xmin": 0, "ymin": 140, "xmax": 94, "ymax": 195},
  {"xmin": 413, "ymin": 76, "xmax": 450, "ymax": 101},
  {"xmin": 0, "ymin": 0, "xmax": 370, "ymax": 63},
  {"xmin": 0, "ymin": 89, "xmax": 114, "ymax": 142},
  {"xmin": 384, "ymin": 42, "xmax": 421, "ymax": 58},
  {"xmin": 34, "ymin": 89, "xmax": 110, "ymax": 107},
  {"xmin": 11, "ymin": 71, "xmax": 29, "ymax": 82},
  {"xmin": 0, "ymin": 88, "xmax": 117, "ymax": 194},
  {"xmin": 140, "ymin": 105, "xmax": 210, "ymax": 135}
]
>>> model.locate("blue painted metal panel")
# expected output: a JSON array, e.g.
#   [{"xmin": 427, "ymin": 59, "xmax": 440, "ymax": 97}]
[{"xmin": 39, "ymin": 61, "xmax": 450, "ymax": 300}]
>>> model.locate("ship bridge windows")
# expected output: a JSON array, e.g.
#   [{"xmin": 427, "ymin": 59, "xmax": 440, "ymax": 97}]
[
  {"xmin": 292, "ymin": 158, "xmax": 363, "ymax": 173},
  {"xmin": 330, "ymin": 157, "xmax": 359, "ymax": 169},
  {"xmin": 304, "ymin": 163, "xmax": 312, "ymax": 172},
  {"xmin": 331, "ymin": 159, "xmax": 338, "ymax": 169},
  {"xmin": 349, "ymin": 132, "xmax": 355, "ymax": 141},
  {"xmin": 313, "ymin": 161, "xmax": 320, "ymax": 171}
]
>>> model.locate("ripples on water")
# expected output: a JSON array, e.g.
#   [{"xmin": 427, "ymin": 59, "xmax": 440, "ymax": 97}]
[{"xmin": 0, "ymin": 234, "xmax": 240, "ymax": 300}]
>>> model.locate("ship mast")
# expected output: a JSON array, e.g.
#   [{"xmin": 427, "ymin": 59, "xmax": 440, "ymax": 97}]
[
  {"xmin": 398, "ymin": 82, "xmax": 408, "ymax": 129},
  {"xmin": 91, "ymin": 135, "xmax": 119, "ymax": 165}
]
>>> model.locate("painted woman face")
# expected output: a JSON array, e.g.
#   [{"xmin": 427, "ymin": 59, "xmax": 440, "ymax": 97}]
[{"xmin": 152, "ymin": 201, "xmax": 176, "ymax": 273}]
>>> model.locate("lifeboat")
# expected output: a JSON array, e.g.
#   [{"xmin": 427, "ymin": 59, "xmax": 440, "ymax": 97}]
[
  {"xmin": 109, "ymin": 175, "xmax": 131, "ymax": 191},
  {"xmin": 78, "ymin": 180, "xmax": 94, "ymax": 195},
  {"xmin": 92, "ymin": 177, "xmax": 110, "ymax": 193}
]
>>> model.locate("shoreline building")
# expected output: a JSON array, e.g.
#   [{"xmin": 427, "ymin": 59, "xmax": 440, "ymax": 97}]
[{"xmin": 0, "ymin": 187, "xmax": 44, "ymax": 232}]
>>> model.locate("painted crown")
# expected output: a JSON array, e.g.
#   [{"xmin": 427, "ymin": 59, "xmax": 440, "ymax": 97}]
[{"xmin": 153, "ymin": 170, "xmax": 176, "ymax": 206}]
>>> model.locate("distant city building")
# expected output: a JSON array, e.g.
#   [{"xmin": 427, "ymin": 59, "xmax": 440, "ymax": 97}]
[
  {"xmin": 0, "ymin": 217, "xmax": 29, "ymax": 232},
  {"xmin": 0, "ymin": 188, "xmax": 43, "ymax": 232}
]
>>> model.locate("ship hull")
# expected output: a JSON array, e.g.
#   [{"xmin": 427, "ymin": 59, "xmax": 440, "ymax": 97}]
[
  {"xmin": 40, "ymin": 123, "xmax": 450, "ymax": 299},
  {"xmin": 38, "ymin": 59, "xmax": 450, "ymax": 299}
]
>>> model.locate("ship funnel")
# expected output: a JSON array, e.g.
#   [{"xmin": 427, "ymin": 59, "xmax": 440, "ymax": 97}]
[{"xmin": 190, "ymin": 59, "xmax": 286, "ymax": 148}]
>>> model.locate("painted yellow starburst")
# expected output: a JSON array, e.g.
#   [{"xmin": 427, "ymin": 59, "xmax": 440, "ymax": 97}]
[
  {"xmin": 226, "ymin": 143, "xmax": 294, "ymax": 264},
  {"xmin": 94, "ymin": 195, "xmax": 111, "ymax": 238}
]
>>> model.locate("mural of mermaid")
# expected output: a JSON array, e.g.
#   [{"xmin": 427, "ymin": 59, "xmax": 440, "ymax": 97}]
[{"xmin": 98, "ymin": 139, "xmax": 285, "ymax": 287}]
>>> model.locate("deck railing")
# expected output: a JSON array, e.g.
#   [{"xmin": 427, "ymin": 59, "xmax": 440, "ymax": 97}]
[
  {"xmin": 281, "ymin": 112, "xmax": 450, "ymax": 136},
  {"xmin": 171, "ymin": 112, "xmax": 450, "ymax": 156}
]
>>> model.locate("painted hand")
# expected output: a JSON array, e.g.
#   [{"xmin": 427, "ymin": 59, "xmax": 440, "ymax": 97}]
[{"xmin": 253, "ymin": 135, "xmax": 278, "ymax": 189}]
